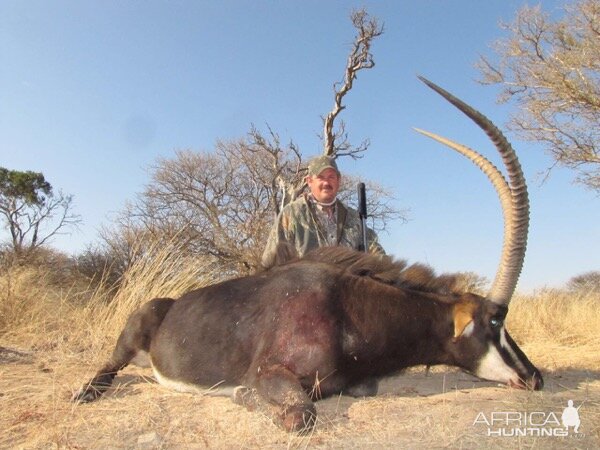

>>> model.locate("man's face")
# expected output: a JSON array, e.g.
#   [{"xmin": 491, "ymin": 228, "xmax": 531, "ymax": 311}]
[{"xmin": 306, "ymin": 168, "xmax": 340, "ymax": 204}]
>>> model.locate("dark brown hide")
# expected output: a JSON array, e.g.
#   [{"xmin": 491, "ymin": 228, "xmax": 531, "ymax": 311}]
[{"xmin": 74, "ymin": 247, "xmax": 542, "ymax": 433}]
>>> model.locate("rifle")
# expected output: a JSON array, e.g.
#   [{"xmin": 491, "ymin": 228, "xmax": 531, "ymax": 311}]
[{"xmin": 357, "ymin": 182, "xmax": 368, "ymax": 252}]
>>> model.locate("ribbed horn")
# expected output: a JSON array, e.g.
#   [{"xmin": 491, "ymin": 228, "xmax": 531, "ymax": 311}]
[{"xmin": 416, "ymin": 76, "xmax": 529, "ymax": 306}]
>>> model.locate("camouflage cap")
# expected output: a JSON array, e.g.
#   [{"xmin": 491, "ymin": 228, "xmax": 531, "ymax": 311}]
[{"xmin": 307, "ymin": 155, "xmax": 340, "ymax": 177}]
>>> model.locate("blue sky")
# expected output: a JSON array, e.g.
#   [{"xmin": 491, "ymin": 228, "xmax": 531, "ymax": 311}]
[{"xmin": 1, "ymin": 1, "xmax": 598, "ymax": 292}]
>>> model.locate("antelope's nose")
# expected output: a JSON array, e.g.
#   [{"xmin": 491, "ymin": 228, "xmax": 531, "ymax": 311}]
[{"xmin": 529, "ymin": 371, "xmax": 544, "ymax": 390}]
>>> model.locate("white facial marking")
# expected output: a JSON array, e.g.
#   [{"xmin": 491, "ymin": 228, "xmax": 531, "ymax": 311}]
[
  {"xmin": 499, "ymin": 327, "xmax": 527, "ymax": 374},
  {"xmin": 475, "ymin": 326, "xmax": 520, "ymax": 385}
]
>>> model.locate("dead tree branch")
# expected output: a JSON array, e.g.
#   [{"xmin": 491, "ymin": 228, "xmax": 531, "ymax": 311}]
[{"xmin": 322, "ymin": 9, "xmax": 383, "ymax": 157}]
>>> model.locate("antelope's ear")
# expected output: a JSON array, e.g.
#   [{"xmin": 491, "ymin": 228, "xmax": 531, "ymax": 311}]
[{"xmin": 453, "ymin": 302, "xmax": 476, "ymax": 339}]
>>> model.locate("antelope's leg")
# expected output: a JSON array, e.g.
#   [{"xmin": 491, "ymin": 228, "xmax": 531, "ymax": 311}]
[
  {"xmin": 72, "ymin": 298, "xmax": 174, "ymax": 403},
  {"xmin": 235, "ymin": 364, "xmax": 316, "ymax": 433}
]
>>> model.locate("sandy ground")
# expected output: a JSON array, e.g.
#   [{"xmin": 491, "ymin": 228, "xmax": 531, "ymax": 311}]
[{"xmin": 1, "ymin": 346, "xmax": 598, "ymax": 449}]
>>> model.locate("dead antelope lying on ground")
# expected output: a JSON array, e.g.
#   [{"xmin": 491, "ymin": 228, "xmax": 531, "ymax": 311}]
[{"xmin": 73, "ymin": 77, "xmax": 543, "ymax": 432}]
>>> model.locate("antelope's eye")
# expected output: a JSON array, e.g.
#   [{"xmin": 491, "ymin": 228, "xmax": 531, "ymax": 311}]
[{"xmin": 490, "ymin": 317, "xmax": 503, "ymax": 328}]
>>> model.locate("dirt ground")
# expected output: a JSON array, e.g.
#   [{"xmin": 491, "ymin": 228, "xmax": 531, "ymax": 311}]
[{"xmin": 1, "ymin": 346, "xmax": 598, "ymax": 449}]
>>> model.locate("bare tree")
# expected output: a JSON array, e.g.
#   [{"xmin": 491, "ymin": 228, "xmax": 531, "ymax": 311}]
[
  {"xmin": 113, "ymin": 128, "xmax": 401, "ymax": 274},
  {"xmin": 0, "ymin": 167, "xmax": 80, "ymax": 259},
  {"xmin": 273, "ymin": 8, "xmax": 384, "ymax": 203},
  {"xmin": 117, "ymin": 131, "xmax": 303, "ymax": 273},
  {"xmin": 477, "ymin": 0, "xmax": 600, "ymax": 191},
  {"xmin": 567, "ymin": 270, "xmax": 600, "ymax": 293},
  {"xmin": 322, "ymin": 8, "xmax": 384, "ymax": 158},
  {"xmin": 452, "ymin": 272, "xmax": 490, "ymax": 296},
  {"xmin": 77, "ymin": 223, "xmax": 145, "ymax": 289},
  {"xmin": 336, "ymin": 174, "xmax": 405, "ymax": 233},
  {"xmin": 106, "ymin": 9, "xmax": 401, "ymax": 275},
  {"xmin": 245, "ymin": 125, "xmax": 304, "ymax": 216}
]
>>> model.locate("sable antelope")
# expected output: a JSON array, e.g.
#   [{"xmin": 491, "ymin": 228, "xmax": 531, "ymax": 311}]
[{"xmin": 73, "ymin": 77, "xmax": 543, "ymax": 432}]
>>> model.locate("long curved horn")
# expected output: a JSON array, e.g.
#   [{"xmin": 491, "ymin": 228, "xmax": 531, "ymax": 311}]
[{"xmin": 415, "ymin": 76, "xmax": 529, "ymax": 306}]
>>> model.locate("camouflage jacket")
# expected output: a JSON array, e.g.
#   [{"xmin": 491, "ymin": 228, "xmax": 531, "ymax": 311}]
[{"xmin": 261, "ymin": 193, "xmax": 384, "ymax": 268}]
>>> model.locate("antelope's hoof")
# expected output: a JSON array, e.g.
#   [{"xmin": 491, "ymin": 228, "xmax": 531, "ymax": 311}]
[
  {"xmin": 280, "ymin": 404, "xmax": 317, "ymax": 434},
  {"xmin": 232, "ymin": 385, "xmax": 260, "ymax": 411},
  {"xmin": 72, "ymin": 385, "xmax": 102, "ymax": 403}
]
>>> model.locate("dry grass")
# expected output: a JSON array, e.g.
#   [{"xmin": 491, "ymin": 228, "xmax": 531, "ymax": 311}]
[
  {"xmin": 508, "ymin": 289, "xmax": 600, "ymax": 371},
  {"xmin": 1, "ymin": 248, "xmax": 599, "ymax": 449},
  {"xmin": 1, "ymin": 239, "xmax": 221, "ymax": 360}
]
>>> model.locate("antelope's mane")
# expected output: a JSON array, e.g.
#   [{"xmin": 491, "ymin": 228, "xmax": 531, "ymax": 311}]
[{"xmin": 268, "ymin": 244, "xmax": 463, "ymax": 295}]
